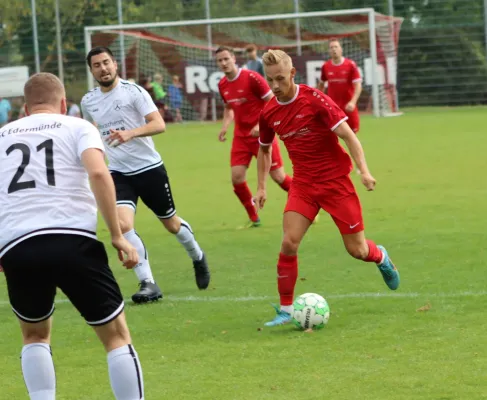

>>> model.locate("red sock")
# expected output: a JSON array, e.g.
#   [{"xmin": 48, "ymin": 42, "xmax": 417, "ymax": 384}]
[
  {"xmin": 365, "ymin": 239, "xmax": 383, "ymax": 264},
  {"xmin": 277, "ymin": 253, "xmax": 298, "ymax": 306},
  {"xmin": 233, "ymin": 182, "xmax": 259, "ymax": 222},
  {"xmin": 279, "ymin": 175, "xmax": 292, "ymax": 192}
]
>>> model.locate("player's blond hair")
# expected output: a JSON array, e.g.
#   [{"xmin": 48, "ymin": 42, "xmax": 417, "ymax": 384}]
[
  {"xmin": 262, "ymin": 49, "xmax": 293, "ymax": 68},
  {"xmin": 24, "ymin": 73, "xmax": 65, "ymax": 108}
]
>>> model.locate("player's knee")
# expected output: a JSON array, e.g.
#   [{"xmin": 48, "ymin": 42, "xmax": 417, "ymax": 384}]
[
  {"xmin": 93, "ymin": 313, "xmax": 132, "ymax": 353},
  {"xmin": 119, "ymin": 218, "xmax": 133, "ymax": 234},
  {"xmin": 21, "ymin": 325, "xmax": 50, "ymax": 344},
  {"xmin": 281, "ymin": 236, "xmax": 300, "ymax": 255},
  {"xmin": 345, "ymin": 243, "xmax": 368, "ymax": 260},
  {"xmin": 270, "ymin": 169, "xmax": 285, "ymax": 184},
  {"xmin": 231, "ymin": 174, "xmax": 246, "ymax": 185},
  {"xmin": 161, "ymin": 215, "xmax": 180, "ymax": 234}
]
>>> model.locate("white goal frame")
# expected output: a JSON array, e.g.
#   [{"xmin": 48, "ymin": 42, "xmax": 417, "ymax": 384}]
[{"xmin": 85, "ymin": 8, "xmax": 397, "ymax": 118}]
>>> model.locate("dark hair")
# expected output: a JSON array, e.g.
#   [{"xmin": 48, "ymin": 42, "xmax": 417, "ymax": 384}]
[
  {"xmin": 245, "ymin": 44, "xmax": 257, "ymax": 52},
  {"xmin": 215, "ymin": 46, "xmax": 235, "ymax": 55},
  {"xmin": 86, "ymin": 46, "xmax": 115, "ymax": 68},
  {"xmin": 328, "ymin": 38, "xmax": 341, "ymax": 45}
]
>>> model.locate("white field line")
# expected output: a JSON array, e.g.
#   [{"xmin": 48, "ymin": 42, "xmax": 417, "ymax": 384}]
[{"xmin": 0, "ymin": 290, "xmax": 486, "ymax": 308}]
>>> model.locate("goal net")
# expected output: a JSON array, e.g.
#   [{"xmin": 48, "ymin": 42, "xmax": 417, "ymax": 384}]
[{"xmin": 85, "ymin": 9, "xmax": 403, "ymax": 122}]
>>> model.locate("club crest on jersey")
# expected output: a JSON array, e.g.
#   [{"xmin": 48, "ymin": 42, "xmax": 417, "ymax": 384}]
[{"xmin": 113, "ymin": 100, "xmax": 123, "ymax": 111}]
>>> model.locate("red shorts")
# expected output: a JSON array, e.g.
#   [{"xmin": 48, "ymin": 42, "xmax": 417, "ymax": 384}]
[
  {"xmin": 284, "ymin": 175, "xmax": 364, "ymax": 234},
  {"xmin": 230, "ymin": 135, "xmax": 283, "ymax": 171},
  {"xmin": 345, "ymin": 108, "xmax": 360, "ymax": 133}
]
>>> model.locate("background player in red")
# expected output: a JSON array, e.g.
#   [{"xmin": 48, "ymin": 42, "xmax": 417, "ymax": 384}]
[
  {"xmin": 254, "ymin": 50, "xmax": 400, "ymax": 327},
  {"xmin": 318, "ymin": 38, "xmax": 362, "ymax": 134},
  {"xmin": 216, "ymin": 46, "xmax": 293, "ymax": 228}
]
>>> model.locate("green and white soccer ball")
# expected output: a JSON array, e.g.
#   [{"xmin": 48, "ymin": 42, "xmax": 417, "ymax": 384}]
[{"xmin": 292, "ymin": 293, "xmax": 330, "ymax": 330}]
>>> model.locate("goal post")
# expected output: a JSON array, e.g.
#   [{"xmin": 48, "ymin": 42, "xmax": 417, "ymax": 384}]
[{"xmin": 84, "ymin": 9, "xmax": 403, "ymax": 121}]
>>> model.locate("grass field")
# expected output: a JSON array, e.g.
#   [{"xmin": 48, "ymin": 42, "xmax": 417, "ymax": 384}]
[{"xmin": 1, "ymin": 107, "xmax": 487, "ymax": 400}]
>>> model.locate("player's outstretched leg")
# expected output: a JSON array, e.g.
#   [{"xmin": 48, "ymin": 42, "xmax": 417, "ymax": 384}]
[
  {"xmin": 93, "ymin": 312, "xmax": 144, "ymax": 400},
  {"xmin": 20, "ymin": 319, "xmax": 56, "ymax": 400},
  {"xmin": 161, "ymin": 215, "xmax": 211, "ymax": 290},
  {"xmin": 118, "ymin": 207, "xmax": 162, "ymax": 303},
  {"xmin": 265, "ymin": 211, "xmax": 312, "ymax": 327},
  {"xmin": 342, "ymin": 232, "xmax": 400, "ymax": 290},
  {"xmin": 232, "ymin": 166, "xmax": 260, "ymax": 228}
]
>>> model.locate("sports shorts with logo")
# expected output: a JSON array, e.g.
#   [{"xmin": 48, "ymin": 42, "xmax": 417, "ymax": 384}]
[
  {"xmin": 1, "ymin": 234, "xmax": 124, "ymax": 326},
  {"xmin": 285, "ymin": 174, "xmax": 364, "ymax": 234},
  {"xmin": 231, "ymin": 135, "xmax": 283, "ymax": 170},
  {"xmin": 111, "ymin": 165, "xmax": 176, "ymax": 219}
]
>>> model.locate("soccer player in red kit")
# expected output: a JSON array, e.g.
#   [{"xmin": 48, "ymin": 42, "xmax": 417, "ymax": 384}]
[
  {"xmin": 318, "ymin": 38, "xmax": 362, "ymax": 133},
  {"xmin": 216, "ymin": 46, "xmax": 292, "ymax": 228},
  {"xmin": 254, "ymin": 50, "xmax": 400, "ymax": 327}
]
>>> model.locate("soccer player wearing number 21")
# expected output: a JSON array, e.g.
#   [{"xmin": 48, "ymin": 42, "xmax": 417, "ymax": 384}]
[
  {"xmin": 82, "ymin": 47, "xmax": 210, "ymax": 303},
  {"xmin": 0, "ymin": 73, "xmax": 144, "ymax": 399},
  {"xmin": 254, "ymin": 50, "xmax": 400, "ymax": 327}
]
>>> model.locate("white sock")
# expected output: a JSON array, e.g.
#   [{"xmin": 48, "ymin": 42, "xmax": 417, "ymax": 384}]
[
  {"xmin": 281, "ymin": 305, "xmax": 293, "ymax": 314},
  {"xmin": 108, "ymin": 344, "xmax": 144, "ymax": 400},
  {"xmin": 123, "ymin": 229, "xmax": 154, "ymax": 283},
  {"xmin": 21, "ymin": 343, "xmax": 56, "ymax": 400},
  {"xmin": 175, "ymin": 218, "xmax": 203, "ymax": 261}
]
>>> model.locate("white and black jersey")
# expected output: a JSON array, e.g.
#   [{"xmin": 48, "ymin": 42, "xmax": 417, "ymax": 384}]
[
  {"xmin": 0, "ymin": 114, "xmax": 104, "ymax": 257},
  {"xmin": 81, "ymin": 79, "xmax": 162, "ymax": 175}
]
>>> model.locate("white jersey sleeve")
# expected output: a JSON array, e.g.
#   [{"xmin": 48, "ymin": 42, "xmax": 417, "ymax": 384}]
[
  {"xmin": 133, "ymin": 86, "xmax": 158, "ymax": 117},
  {"xmin": 77, "ymin": 121, "xmax": 104, "ymax": 159},
  {"xmin": 81, "ymin": 99, "xmax": 94, "ymax": 124}
]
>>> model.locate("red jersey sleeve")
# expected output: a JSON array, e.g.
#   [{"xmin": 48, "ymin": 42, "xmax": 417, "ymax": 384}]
[
  {"xmin": 249, "ymin": 72, "xmax": 272, "ymax": 99},
  {"xmin": 218, "ymin": 82, "xmax": 227, "ymax": 104},
  {"xmin": 350, "ymin": 60, "xmax": 362, "ymax": 83},
  {"xmin": 314, "ymin": 93, "xmax": 348, "ymax": 131},
  {"xmin": 258, "ymin": 112, "xmax": 275, "ymax": 146},
  {"xmin": 320, "ymin": 63, "xmax": 327, "ymax": 82}
]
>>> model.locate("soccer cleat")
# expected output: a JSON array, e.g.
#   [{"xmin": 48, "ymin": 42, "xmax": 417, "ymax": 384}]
[
  {"xmin": 237, "ymin": 219, "xmax": 261, "ymax": 229},
  {"xmin": 377, "ymin": 245, "xmax": 400, "ymax": 290},
  {"xmin": 132, "ymin": 280, "xmax": 163, "ymax": 303},
  {"xmin": 264, "ymin": 304, "xmax": 292, "ymax": 327},
  {"xmin": 193, "ymin": 252, "xmax": 210, "ymax": 290}
]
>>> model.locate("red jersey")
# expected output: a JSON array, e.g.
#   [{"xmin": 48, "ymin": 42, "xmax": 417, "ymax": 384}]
[
  {"xmin": 259, "ymin": 84, "xmax": 352, "ymax": 183},
  {"xmin": 218, "ymin": 69, "xmax": 272, "ymax": 137},
  {"xmin": 320, "ymin": 58, "xmax": 362, "ymax": 108}
]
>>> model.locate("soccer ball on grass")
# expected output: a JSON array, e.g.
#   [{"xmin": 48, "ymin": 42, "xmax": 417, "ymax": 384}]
[{"xmin": 292, "ymin": 293, "xmax": 330, "ymax": 330}]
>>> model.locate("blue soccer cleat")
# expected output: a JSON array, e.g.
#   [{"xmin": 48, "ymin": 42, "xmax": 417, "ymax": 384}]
[
  {"xmin": 264, "ymin": 304, "xmax": 292, "ymax": 327},
  {"xmin": 377, "ymin": 245, "xmax": 400, "ymax": 290}
]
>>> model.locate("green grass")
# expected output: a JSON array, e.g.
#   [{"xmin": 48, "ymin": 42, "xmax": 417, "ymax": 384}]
[{"xmin": 1, "ymin": 107, "xmax": 487, "ymax": 399}]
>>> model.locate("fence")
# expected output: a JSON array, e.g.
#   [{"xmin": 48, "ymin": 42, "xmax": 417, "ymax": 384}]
[{"xmin": 1, "ymin": 0, "xmax": 487, "ymax": 114}]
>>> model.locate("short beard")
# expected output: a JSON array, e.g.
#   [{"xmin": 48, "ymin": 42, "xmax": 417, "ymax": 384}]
[{"xmin": 97, "ymin": 76, "xmax": 116, "ymax": 87}]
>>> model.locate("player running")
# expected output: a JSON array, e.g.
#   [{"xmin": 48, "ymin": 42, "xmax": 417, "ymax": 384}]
[
  {"xmin": 216, "ymin": 46, "xmax": 293, "ymax": 228},
  {"xmin": 318, "ymin": 38, "xmax": 362, "ymax": 134},
  {"xmin": 254, "ymin": 50, "xmax": 400, "ymax": 327},
  {"xmin": 0, "ymin": 73, "xmax": 145, "ymax": 399},
  {"xmin": 82, "ymin": 46, "xmax": 210, "ymax": 303}
]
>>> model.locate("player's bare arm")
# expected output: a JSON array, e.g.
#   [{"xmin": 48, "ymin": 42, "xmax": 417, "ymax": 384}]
[
  {"xmin": 81, "ymin": 148, "xmax": 139, "ymax": 268},
  {"xmin": 108, "ymin": 111, "xmax": 165, "ymax": 146},
  {"xmin": 254, "ymin": 144, "xmax": 272, "ymax": 209},
  {"xmin": 317, "ymin": 80, "xmax": 325, "ymax": 92},
  {"xmin": 333, "ymin": 122, "xmax": 376, "ymax": 191},
  {"xmin": 218, "ymin": 104, "xmax": 234, "ymax": 142},
  {"xmin": 346, "ymin": 81, "xmax": 363, "ymax": 112}
]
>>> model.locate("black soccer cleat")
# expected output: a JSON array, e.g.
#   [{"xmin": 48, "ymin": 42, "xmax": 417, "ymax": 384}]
[
  {"xmin": 131, "ymin": 280, "xmax": 163, "ymax": 304},
  {"xmin": 193, "ymin": 252, "xmax": 210, "ymax": 290}
]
